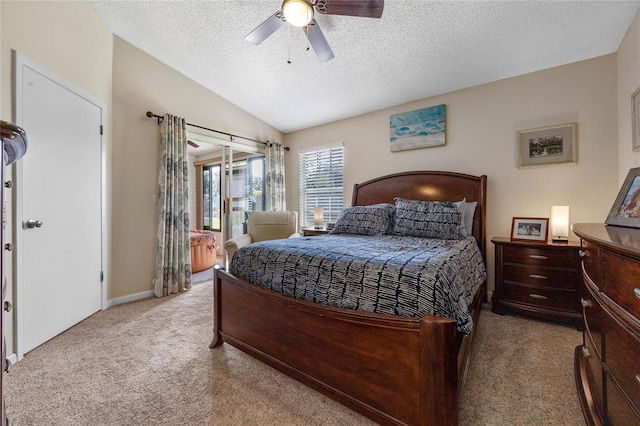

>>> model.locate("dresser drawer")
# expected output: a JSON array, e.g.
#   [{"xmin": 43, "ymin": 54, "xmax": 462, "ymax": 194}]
[
  {"xmin": 582, "ymin": 281, "xmax": 603, "ymax": 359},
  {"xmin": 604, "ymin": 313, "xmax": 640, "ymax": 412},
  {"xmin": 503, "ymin": 245, "xmax": 577, "ymax": 268},
  {"xmin": 502, "ymin": 283, "xmax": 576, "ymax": 312},
  {"xmin": 605, "ymin": 373, "xmax": 640, "ymax": 425},
  {"xmin": 583, "ymin": 337, "xmax": 605, "ymax": 419},
  {"xmin": 602, "ymin": 251, "xmax": 640, "ymax": 319},
  {"xmin": 503, "ymin": 264, "xmax": 577, "ymax": 290},
  {"xmin": 581, "ymin": 241, "xmax": 600, "ymax": 289}
]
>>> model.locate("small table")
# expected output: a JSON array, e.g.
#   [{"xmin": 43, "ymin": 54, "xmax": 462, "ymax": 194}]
[
  {"xmin": 302, "ymin": 227, "xmax": 331, "ymax": 236},
  {"xmin": 491, "ymin": 237, "xmax": 581, "ymax": 327}
]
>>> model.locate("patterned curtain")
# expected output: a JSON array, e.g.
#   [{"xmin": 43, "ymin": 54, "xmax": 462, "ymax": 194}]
[
  {"xmin": 265, "ymin": 142, "xmax": 286, "ymax": 211},
  {"xmin": 154, "ymin": 114, "xmax": 191, "ymax": 297}
]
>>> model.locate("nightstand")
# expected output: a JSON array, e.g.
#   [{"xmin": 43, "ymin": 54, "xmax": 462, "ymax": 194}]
[
  {"xmin": 491, "ymin": 237, "xmax": 581, "ymax": 328},
  {"xmin": 302, "ymin": 228, "xmax": 331, "ymax": 236}
]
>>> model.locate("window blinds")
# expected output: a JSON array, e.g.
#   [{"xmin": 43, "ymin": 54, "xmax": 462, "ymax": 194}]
[{"xmin": 299, "ymin": 145, "xmax": 344, "ymax": 227}]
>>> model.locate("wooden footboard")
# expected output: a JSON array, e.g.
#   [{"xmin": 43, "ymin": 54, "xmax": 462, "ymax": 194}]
[{"xmin": 211, "ymin": 269, "xmax": 485, "ymax": 425}]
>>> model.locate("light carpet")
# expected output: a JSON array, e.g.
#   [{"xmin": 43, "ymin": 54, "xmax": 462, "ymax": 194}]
[
  {"xmin": 4, "ymin": 283, "xmax": 584, "ymax": 425},
  {"xmin": 191, "ymin": 267, "xmax": 215, "ymax": 284}
]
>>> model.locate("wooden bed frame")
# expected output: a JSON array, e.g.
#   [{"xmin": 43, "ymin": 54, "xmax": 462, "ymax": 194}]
[{"xmin": 210, "ymin": 171, "xmax": 487, "ymax": 426}]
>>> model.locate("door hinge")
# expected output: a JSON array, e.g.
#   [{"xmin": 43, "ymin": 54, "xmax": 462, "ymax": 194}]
[
  {"xmin": 100, "ymin": 271, "xmax": 104, "ymax": 282},
  {"xmin": 100, "ymin": 125, "xmax": 104, "ymax": 135}
]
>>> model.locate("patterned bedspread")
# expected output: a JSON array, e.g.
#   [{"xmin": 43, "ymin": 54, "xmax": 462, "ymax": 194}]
[{"xmin": 230, "ymin": 234, "xmax": 486, "ymax": 335}]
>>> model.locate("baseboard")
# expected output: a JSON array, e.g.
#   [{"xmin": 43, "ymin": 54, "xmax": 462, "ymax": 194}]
[
  {"xmin": 6, "ymin": 353, "xmax": 17, "ymax": 368},
  {"xmin": 106, "ymin": 290, "xmax": 154, "ymax": 308}
]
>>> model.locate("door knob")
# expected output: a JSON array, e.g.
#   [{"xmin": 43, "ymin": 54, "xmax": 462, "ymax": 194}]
[{"xmin": 25, "ymin": 219, "xmax": 43, "ymax": 229}]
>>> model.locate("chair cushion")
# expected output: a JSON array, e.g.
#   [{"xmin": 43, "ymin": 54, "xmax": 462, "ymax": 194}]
[{"xmin": 248, "ymin": 211, "xmax": 298, "ymax": 242}]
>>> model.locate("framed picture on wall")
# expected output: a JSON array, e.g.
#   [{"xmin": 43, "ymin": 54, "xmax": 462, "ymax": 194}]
[
  {"xmin": 389, "ymin": 104, "xmax": 446, "ymax": 152},
  {"xmin": 632, "ymin": 86, "xmax": 640, "ymax": 152},
  {"xmin": 518, "ymin": 123, "xmax": 577, "ymax": 169},
  {"xmin": 510, "ymin": 217, "xmax": 549, "ymax": 242},
  {"xmin": 605, "ymin": 167, "xmax": 640, "ymax": 228}
]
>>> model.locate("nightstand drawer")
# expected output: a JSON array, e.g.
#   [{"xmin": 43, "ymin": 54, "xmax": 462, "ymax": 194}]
[
  {"xmin": 502, "ymin": 283, "xmax": 576, "ymax": 311},
  {"xmin": 503, "ymin": 264, "xmax": 577, "ymax": 290},
  {"xmin": 503, "ymin": 245, "xmax": 577, "ymax": 268}
]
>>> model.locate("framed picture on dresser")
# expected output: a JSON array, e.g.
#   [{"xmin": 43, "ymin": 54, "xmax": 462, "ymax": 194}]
[
  {"xmin": 510, "ymin": 217, "xmax": 549, "ymax": 242},
  {"xmin": 606, "ymin": 167, "xmax": 640, "ymax": 228}
]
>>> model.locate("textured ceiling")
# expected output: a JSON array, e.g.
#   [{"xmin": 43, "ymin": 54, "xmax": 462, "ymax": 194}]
[{"xmin": 88, "ymin": 0, "xmax": 640, "ymax": 134}]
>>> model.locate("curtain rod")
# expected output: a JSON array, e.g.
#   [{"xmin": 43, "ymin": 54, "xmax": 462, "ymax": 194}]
[{"xmin": 145, "ymin": 111, "xmax": 288, "ymax": 150}]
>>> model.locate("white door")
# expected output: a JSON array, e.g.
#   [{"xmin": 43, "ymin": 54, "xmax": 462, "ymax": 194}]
[{"xmin": 14, "ymin": 53, "xmax": 104, "ymax": 355}]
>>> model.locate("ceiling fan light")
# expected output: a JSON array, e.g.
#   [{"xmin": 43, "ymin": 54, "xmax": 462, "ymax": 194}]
[{"xmin": 282, "ymin": 0, "xmax": 313, "ymax": 27}]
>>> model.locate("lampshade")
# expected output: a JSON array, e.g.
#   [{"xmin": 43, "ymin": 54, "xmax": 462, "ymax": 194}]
[
  {"xmin": 550, "ymin": 205, "xmax": 569, "ymax": 241},
  {"xmin": 314, "ymin": 207, "xmax": 324, "ymax": 229},
  {"xmin": 282, "ymin": 0, "xmax": 313, "ymax": 27}
]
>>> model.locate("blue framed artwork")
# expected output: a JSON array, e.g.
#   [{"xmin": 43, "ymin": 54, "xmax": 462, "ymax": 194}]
[{"xmin": 389, "ymin": 104, "xmax": 446, "ymax": 152}]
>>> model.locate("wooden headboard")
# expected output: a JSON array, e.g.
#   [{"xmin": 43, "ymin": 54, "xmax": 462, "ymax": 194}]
[{"xmin": 351, "ymin": 171, "xmax": 487, "ymax": 259}]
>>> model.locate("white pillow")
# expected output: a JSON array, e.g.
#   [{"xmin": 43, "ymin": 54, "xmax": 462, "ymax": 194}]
[
  {"xmin": 464, "ymin": 201, "xmax": 477, "ymax": 236},
  {"xmin": 454, "ymin": 199, "xmax": 468, "ymax": 237}
]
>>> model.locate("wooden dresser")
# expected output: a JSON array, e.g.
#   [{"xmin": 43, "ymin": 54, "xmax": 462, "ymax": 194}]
[
  {"xmin": 491, "ymin": 237, "xmax": 581, "ymax": 327},
  {"xmin": 572, "ymin": 223, "xmax": 640, "ymax": 425}
]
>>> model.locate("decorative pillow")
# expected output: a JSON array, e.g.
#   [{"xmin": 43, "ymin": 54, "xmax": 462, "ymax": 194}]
[
  {"xmin": 393, "ymin": 198, "xmax": 463, "ymax": 240},
  {"xmin": 329, "ymin": 203, "xmax": 395, "ymax": 236}
]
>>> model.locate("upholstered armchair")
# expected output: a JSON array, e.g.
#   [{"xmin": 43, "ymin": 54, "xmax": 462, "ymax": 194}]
[{"xmin": 224, "ymin": 211, "xmax": 300, "ymax": 267}]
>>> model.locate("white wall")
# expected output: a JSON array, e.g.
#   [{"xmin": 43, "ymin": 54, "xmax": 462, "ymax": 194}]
[
  {"xmin": 284, "ymin": 55, "xmax": 619, "ymax": 293},
  {"xmin": 617, "ymin": 9, "xmax": 640, "ymax": 183}
]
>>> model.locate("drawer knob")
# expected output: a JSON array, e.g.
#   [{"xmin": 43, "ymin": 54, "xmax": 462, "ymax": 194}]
[
  {"xmin": 580, "ymin": 298, "xmax": 592, "ymax": 308},
  {"xmin": 578, "ymin": 250, "xmax": 589, "ymax": 258},
  {"xmin": 529, "ymin": 255, "xmax": 548, "ymax": 260},
  {"xmin": 582, "ymin": 346, "xmax": 591, "ymax": 358},
  {"xmin": 634, "ymin": 288, "xmax": 640, "ymax": 299},
  {"xmin": 529, "ymin": 293, "xmax": 548, "ymax": 300},
  {"xmin": 529, "ymin": 274, "xmax": 548, "ymax": 280},
  {"xmin": 636, "ymin": 375, "xmax": 640, "ymax": 386}
]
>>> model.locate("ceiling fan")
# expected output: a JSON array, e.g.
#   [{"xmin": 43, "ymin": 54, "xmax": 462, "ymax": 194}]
[{"xmin": 245, "ymin": 0, "xmax": 384, "ymax": 62}]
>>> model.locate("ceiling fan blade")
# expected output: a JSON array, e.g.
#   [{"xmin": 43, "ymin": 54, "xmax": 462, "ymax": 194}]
[
  {"xmin": 244, "ymin": 11, "xmax": 285, "ymax": 45},
  {"xmin": 187, "ymin": 140, "xmax": 199, "ymax": 148},
  {"xmin": 318, "ymin": 0, "xmax": 384, "ymax": 18},
  {"xmin": 305, "ymin": 20, "xmax": 334, "ymax": 62}
]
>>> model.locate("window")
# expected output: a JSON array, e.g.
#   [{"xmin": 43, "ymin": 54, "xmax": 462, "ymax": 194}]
[{"xmin": 299, "ymin": 145, "xmax": 344, "ymax": 227}]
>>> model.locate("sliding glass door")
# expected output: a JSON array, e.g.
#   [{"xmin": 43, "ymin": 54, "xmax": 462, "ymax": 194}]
[
  {"xmin": 202, "ymin": 164, "xmax": 221, "ymax": 232},
  {"xmin": 228, "ymin": 156, "xmax": 265, "ymax": 237},
  {"xmin": 189, "ymin": 129, "xmax": 265, "ymax": 266},
  {"xmin": 202, "ymin": 156, "xmax": 265, "ymax": 238}
]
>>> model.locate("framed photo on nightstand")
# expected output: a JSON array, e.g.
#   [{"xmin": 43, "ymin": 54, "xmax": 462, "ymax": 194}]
[{"xmin": 510, "ymin": 217, "xmax": 549, "ymax": 242}]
